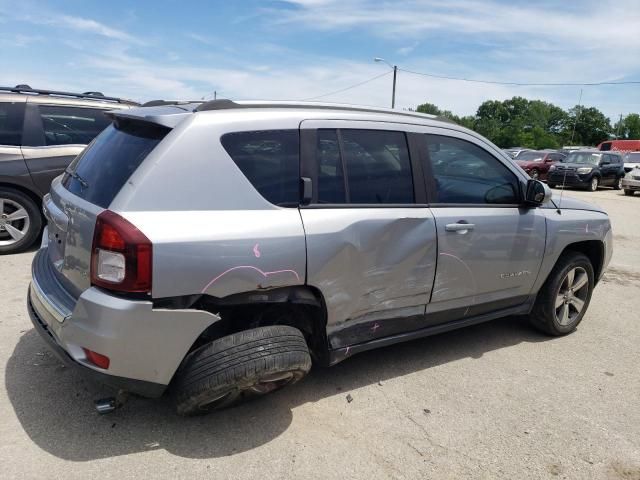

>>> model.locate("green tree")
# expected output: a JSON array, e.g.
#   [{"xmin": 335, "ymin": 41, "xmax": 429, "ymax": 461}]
[
  {"xmin": 614, "ymin": 113, "xmax": 640, "ymax": 139},
  {"xmin": 416, "ymin": 102, "xmax": 442, "ymax": 115},
  {"xmin": 563, "ymin": 106, "xmax": 611, "ymax": 146}
]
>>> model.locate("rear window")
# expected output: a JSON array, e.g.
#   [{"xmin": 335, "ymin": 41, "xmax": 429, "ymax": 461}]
[
  {"xmin": 63, "ymin": 121, "xmax": 168, "ymax": 208},
  {"xmin": 221, "ymin": 130, "xmax": 299, "ymax": 206}
]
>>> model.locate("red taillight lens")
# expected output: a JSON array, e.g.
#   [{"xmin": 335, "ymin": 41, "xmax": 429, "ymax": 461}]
[
  {"xmin": 83, "ymin": 348, "xmax": 111, "ymax": 369},
  {"xmin": 91, "ymin": 210, "xmax": 152, "ymax": 293}
]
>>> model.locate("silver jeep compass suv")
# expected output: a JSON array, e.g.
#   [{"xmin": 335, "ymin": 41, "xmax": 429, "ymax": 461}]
[{"xmin": 28, "ymin": 100, "xmax": 613, "ymax": 415}]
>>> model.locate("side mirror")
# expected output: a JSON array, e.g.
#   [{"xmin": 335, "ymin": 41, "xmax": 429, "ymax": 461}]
[{"xmin": 524, "ymin": 179, "xmax": 551, "ymax": 205}]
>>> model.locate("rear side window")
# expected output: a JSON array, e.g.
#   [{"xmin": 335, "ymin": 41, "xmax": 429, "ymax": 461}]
[
  {"xmin": 38, "ymin": 105, "xmax": 112, "ymax": 146},
  {"xmin": 0, "ymin": 102, "xmax": 25, "ymax": 146},
  {"xmin": 63, "ymin": 121, "xmax": 168, "ymax": 208},
  {"xmin": 600, "ymin": 142, "xmax": 612, "ymax": 151},
  {"xmin": 314, "ymin": 129, "xmax": 414, "ymax": 204},
  {"xmin": 221, "ymin": 130, "xmax": 299, "ymax": 206}
]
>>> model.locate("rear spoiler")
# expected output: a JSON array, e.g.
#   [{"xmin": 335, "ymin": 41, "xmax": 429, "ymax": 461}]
[{"xmin": 105, "ymin": 104, "xmax": 197, "ymax": 129}]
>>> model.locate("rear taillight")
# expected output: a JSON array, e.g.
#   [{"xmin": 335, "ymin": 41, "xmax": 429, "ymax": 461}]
[{"xmin": 91, "ymin": 210, "xmax": 152, "ymax": 293}]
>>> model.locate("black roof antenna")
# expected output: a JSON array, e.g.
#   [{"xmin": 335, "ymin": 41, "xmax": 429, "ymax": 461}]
[{"xmin": 558, "ymin": 88, "xmax": 583, "ymax": 214}]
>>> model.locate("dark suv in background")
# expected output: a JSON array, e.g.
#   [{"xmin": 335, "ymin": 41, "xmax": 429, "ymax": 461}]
[
  {"xmin": 0, "ymin": 85, "xmax": 137, "ymax": 254},
  {"xmin": 548, "ymin": 150, "xmax": 625, "ymax": 192}
]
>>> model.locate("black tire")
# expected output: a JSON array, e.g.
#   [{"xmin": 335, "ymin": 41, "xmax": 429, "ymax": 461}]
[
  {"xmin": 624, "ymin": 189, "xmax": 635, "ymax": 196},
  {"xmin": 588, "ymin": 176, "xmax": 599, "ymax": 192},
  {"xmin": 529, "ymin": 169, "xmax": 540, "ymax": 180},
  {"xmin": 548, "ymin": 183, "xmax": 556, "ymax": 189},
  {"xmin": 174, "ymin": 325, "xmax": 312, "ymax": 416},
  {"xmin": 0, "ymin": 187, "xmax": 42, "ymax": 255},
  {"xmin": 528, "ymin": 252, "xmax": 594, "ymax": 336},
  {"xmin": 613, "ymin": 177, "xmax": 623, "ymax": 190}
]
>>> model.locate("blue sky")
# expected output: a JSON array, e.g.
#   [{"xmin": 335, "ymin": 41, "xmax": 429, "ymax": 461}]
[{"xmin": 0, "ymin": 0, "xmax": 638, "ymax": 120}]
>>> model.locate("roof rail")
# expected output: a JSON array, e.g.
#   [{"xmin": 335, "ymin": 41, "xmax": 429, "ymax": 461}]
[
  {"xmin": 142, "ymin": 100, "xmax": 204, "ymax": 107},
  {"xmin": 0, "ymin": 85, "xmax": 138, "ymax": 105},
  {"xmin": 194, "ymin": 99, "xmax": 441, "ymax": 122}
]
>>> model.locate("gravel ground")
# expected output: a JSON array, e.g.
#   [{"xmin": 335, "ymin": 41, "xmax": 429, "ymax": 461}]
[{"xmin": 0, "ymin": 188, "xmax": 638, "ymax": 480}]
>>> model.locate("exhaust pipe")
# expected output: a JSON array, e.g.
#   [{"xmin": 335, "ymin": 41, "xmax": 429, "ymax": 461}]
[
  {"xmin": 94, "ymin": 390, "xmax": 128, "ymax": 414},
  {"xmin": 94, "ymin": 397, "xmax": 117, "ymax": 414}
]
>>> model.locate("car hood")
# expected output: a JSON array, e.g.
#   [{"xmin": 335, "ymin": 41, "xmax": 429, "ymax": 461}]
[
  {"xmin": 546, "ymin": 195, "xmax": 606, "ymax": 213},
  {"xmin": 515, "ymin": 160, "xmax": 541, "ymax": 168},
  {"xmin": 555, "ymin": 162, "xmax": 597, "ymax": 168}
]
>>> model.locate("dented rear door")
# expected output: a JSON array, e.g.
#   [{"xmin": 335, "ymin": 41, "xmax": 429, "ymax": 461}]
[{"xmin": 299, "ymin": 121, "xmax": 437, "ymax": 349}]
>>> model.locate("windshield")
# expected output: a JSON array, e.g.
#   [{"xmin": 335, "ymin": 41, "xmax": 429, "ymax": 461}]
[
  {"xmin": 624, "ymin": 152, "xmax": 640, "ymax": 162},
  {"xmin": 566, "ymin": 152, "xmax": 602, "ymax": 165},
  {"xmin": 516, "ymin": 151, "xmax": 544, "ymax": 161}
]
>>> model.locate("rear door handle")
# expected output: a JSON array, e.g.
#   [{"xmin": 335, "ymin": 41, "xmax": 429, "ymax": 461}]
[{"xmin": 445, "ymin": 222, "xmax": 475, "ymax": 233}]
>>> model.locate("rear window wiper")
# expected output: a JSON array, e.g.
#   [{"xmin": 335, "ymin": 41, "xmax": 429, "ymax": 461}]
[{"xmin": 64, "ymin": 167, "xmax": 89, "ymax": 190}]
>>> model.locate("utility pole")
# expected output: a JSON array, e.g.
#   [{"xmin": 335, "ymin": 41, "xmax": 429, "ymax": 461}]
[{"xmin": 374, "ymin": 57, "xmax": 398, "ymax": 109}]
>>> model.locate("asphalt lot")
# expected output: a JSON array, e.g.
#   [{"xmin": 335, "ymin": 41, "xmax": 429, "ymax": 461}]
[{"xmin": 1, "ymin": 187, "xmax": 639, "ymax": 479}]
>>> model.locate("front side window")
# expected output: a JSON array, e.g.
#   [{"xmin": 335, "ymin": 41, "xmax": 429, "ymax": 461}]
[
  {"xmin": 38, "ymin": 105, "xmax": 112, "ymax": 146},
  {"xmin": 315, "ymin": 129, "xmax": 414, "ymax": 204},
  {"xmin": 221, "ymin": 130, "xmax": 300, "ymax": 207},
  {"xmin": 426, "ymin": 134, "xmax": 520, "ymax": 204},
  {"xmin": 0, "ymin": 102, "xmax": 26, "ymax": 146}
]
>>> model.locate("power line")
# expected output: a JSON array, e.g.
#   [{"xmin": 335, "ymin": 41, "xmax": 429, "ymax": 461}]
[
  {"xmin": 398, "ymin": 67, "xmax": 640, "ymax": 87},
  {"xmin": 303, "ymin": 71, "xmax": 392, "ymax": 101}
]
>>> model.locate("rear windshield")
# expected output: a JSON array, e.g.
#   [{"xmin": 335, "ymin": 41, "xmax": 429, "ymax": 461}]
[{"xmin": 63, "ymin": 121, "xmax": 169, "ymax": 208}]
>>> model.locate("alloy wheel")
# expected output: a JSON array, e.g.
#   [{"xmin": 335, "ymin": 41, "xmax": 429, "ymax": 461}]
[
  {"xmin": 0, "ymin": 198, "xmax": 31, "ymax": 247},
  {"xmin": 590, "ymin": 177, "xmax": 599, "ymax": 191},
  {"xmin": 554, "ymin": 267, "xmax": 589, "ymax": 326},
  {"xmin": 197, "ymin": 370, "xmax": 301, "ymax": 412}
]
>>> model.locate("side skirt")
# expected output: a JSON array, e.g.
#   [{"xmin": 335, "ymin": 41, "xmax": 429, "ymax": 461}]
[{"xmin": 327, "ymin": 298, "xmax": 535, "ymax": 366}]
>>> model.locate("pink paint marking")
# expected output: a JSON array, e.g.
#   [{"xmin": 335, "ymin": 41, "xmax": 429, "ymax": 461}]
[
  {"xmin": 253, "ymin": 243, "xmax": 261, "ymax": 258},
  {"xmin": 201, "ymin": 265, "xmax": 301, "ymax": 293}
]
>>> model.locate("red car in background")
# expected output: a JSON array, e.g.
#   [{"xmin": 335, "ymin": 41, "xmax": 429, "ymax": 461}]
[{"xmin": 514, "ymin": 150, "xmax": 567, "ymax": 180}]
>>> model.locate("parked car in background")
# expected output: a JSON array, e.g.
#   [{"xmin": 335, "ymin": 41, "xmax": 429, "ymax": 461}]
[
  {"xmin": 622, "ymin": 166, "xmax": 640, "ymax": 196},
  {"xmin": 503, "ymin": 147, "xmax": 531, "ymax": 158},
  {"xmin": 622, "ymin": 152, "xmax": 640, "ymax": 173},
  {"xmin": 548, "ymin": 150, "xmax": 625, "ymax": 191},
  {"xmin": 514, "ymin": 150, "xmax": 566, "ymax": 180},
  {"xmin": 0, "ymin": 85, "xmax": 137, "ymax": 254},
  {"xmin": 597, "ymin": 139, "xmax": 640, "ymax": 155},
  {"xmin": 28, "ymin": 100, "xmax": 612, "ymax": 416}
]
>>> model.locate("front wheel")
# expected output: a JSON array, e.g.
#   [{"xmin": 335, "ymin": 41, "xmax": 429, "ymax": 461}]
[
  {"xmin": 624, "ymin": 189, "xmax": 635, "ymax": 196},
  {"xmin": 0, "ymin": 187, "xmax": 42, "ymax": 255},
  {"xmin": 528, "ymin": 252, "xmax": 594, "ymax": 336},
  {"xmin": 529, "ymin": 169, "xmax": 540, "ymax": 180},
  {"xmin": 588, "ymin": 176, "xmax": 599, "ymax": 192},
  {"xmin": 173, "ymin": 325, "xmax": 312, "ymax": 416},
  {"xmin": 613, "ymin": 177, "xmax": 623, "ymax": 190},
  {"xmin": 548, "ymin": 183, "xmax": 556, "ymax": 189}
]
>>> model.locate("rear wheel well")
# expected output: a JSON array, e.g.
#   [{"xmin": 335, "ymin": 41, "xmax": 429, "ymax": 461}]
[
  {"xmin": 560, "ymin": 240, "xmax": 604, "ymax": 283},
  {"xmin": 0, "ymin": 182, "xmax": 42, "ymax": 211},
  {"xmin": 184, "ymin": 286, "xmax": 330, "ymax": 366}
]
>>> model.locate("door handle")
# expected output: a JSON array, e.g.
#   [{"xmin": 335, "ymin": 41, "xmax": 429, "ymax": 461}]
[{"xmin": 445, "ymin": 222, "xmax": 475, "ymax": 233}]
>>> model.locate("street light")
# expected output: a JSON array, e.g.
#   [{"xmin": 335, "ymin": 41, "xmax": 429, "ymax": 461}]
[{"xmin": 374, "ymin": 57, "xmax": 397, "ymax": 109}]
